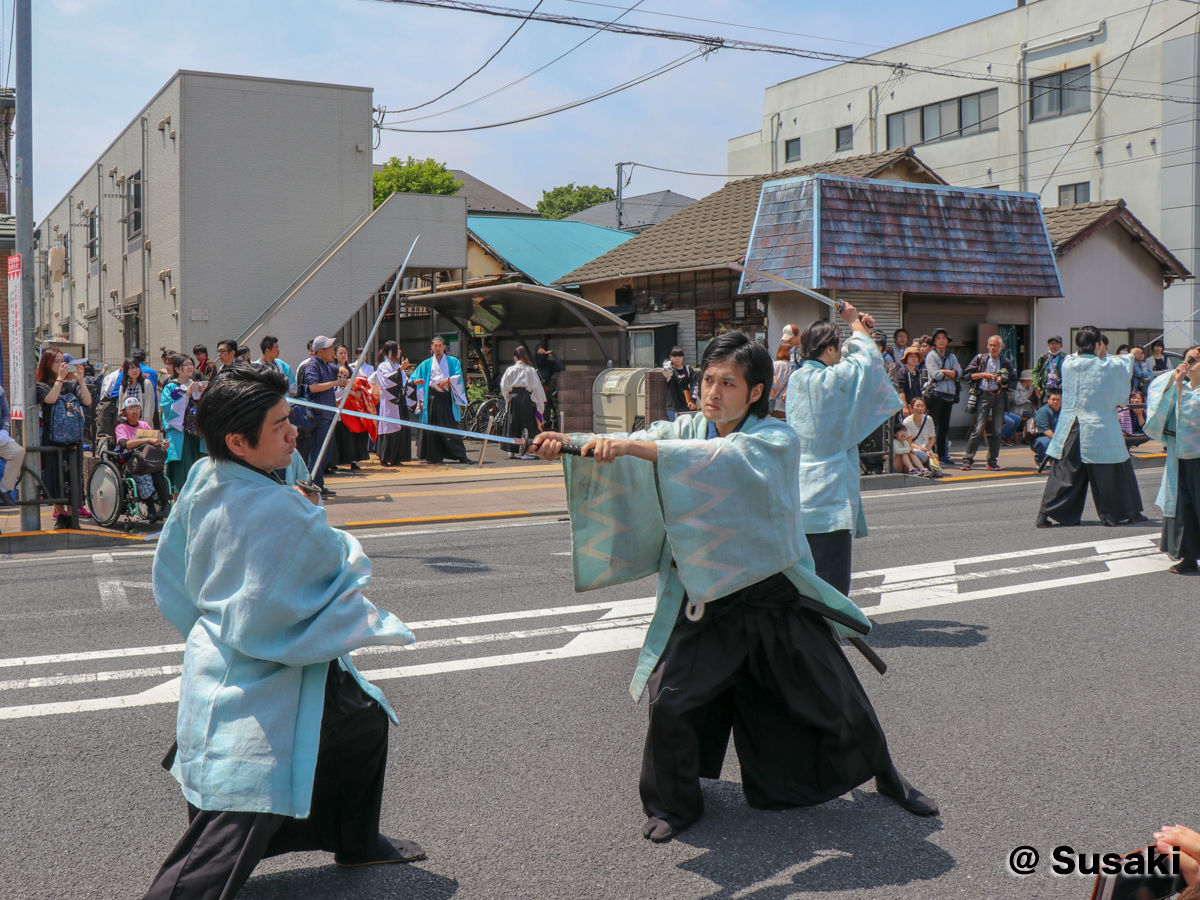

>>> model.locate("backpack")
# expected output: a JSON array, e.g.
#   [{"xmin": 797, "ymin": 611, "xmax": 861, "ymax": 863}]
[{"xmin": 50, "ymin": 390, "xmax": 85, "ymax": 444}]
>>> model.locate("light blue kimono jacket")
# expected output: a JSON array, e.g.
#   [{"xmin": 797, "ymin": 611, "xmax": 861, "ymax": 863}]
[
  {"xmin": 562, "ymin": 413, "xmax": 871, "ymax": 702},
  {"xmin": 159, "ymin": 381, "xmax": 187, "ymax": 463},
  {"xmin": 1144, "ymin": 371, "xmax": 1200, "ymax": 518},
  {"xmin": 784, "ymin": 332, "xmax": 902, "ymax": 537},
  {"xmin": 1047, "ymin": 353, "xmax": 1135, "ymax": 464},
  {"xmin": 153, "ymin": 455, "xmax": 415, "ymax": 817},
  {"xmin": 411, "ymin": 353, "xmax": 467, "ymax": 424}
]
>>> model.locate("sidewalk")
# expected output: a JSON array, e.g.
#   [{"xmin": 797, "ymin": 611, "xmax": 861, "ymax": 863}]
[{"xmin": 936, "ymin": 440, "xmax": 1166, "ymax": 483}]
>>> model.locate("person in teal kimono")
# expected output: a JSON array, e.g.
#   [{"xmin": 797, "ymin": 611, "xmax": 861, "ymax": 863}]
[
  {"xmin": 786, "ymin": 302, "xmax": 902, "ymax": 595},
  {"xmin": 1144, "ymin": 346, "xmax": 1200, "ymax": 574},
  {"xmin": 410, "ymin": 336, "xmax": 470, "ymax": 464},
  {"xmin": 141, "ymin": 365, "xmax": 425, "ymax": 900},
  {"xmin": 158, "ymin": 353, "xmax": 205, "ymax": 495},
  {"xmin": 530, "ymin": 331, "xmax": 936, "ymax": 844},
  {"xmin": 1037, "ymin": 326, "xmax": 1147, "ymax": 528}
]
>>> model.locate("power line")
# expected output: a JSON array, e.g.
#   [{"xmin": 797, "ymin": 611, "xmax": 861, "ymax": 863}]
[
  {"xmin": 386, "ymin": 0, "xmax": 546, "ymax": 113},
  {"xmin": 378, "ymin": 0, "xmax": 647, "ymax": 124},
  {"xmin": 378, "ymin": 48, "xmax": 703, "ymax": 132},
  {"xmin": 367, "ymin": 0, "xmax": 1200, "ymax": 105},
  {"xmin": 621, "ymin": 161, "xmax": 726, "ymax": 177}
]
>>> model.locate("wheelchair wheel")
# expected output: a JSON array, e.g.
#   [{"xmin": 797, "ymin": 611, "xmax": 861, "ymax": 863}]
[{"xmin": 87, "ymin": 459, "xmax": 125, "ymax": 527}]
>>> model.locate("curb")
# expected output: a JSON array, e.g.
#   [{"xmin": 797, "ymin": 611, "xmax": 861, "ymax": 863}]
[
  {"xmin": 0, "ymin": 528, "xmax": 157, "ymax": 556},
  {"xmin": 861, "ymin": 453, "xmax": 1166, "ymax": 491}
]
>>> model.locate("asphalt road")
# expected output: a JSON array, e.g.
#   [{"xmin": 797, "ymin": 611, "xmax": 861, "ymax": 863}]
[{"xmin": 1, "ymin": 467, "xmax": 1196, "ymax": 900}]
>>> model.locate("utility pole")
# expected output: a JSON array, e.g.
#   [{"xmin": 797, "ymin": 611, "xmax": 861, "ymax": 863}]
[
  {"xmin": 614, "ymin": 162, "xmax": 626, "ymax": 232},
  {"xmin": 15, "ymin": 0, "xmax": 37, "ymax": 532}
]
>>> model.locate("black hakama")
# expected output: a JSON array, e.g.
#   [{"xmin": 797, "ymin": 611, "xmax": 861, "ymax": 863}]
[
  {"xmin": 1038, "ymin": 422, "xmax": 1144, "ymax": 526},
  {"xmin": 639, "ymin": 573, "xmax": 894, "ymax": 831},
  {"xmin": 1162, "ymin": 456, "xmax": 1200, "ymax": 562},
  {"xmin": 805, "ymin": 530, "xmax": 854, "ymax": 596},
  {"xmin": 332, "ymin": 420, "xmax": 370, "ymax": 467},
  {"xmin": 375, "ymin": 419, "xmax": 412, "ymax": 466},
  {"xmin": 506, "ymin": 387, "xmax": 540, "ymax": 444},
  {"xmin": 142, "ymin": 665, "xmax": 393, "ymax": 900},
  {"xmin": 418, "ymin": 390, "xmax": 470, "ymax": 464}
]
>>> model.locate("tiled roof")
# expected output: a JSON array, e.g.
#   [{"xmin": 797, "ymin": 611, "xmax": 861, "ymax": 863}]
[
  {"xmin": 450, "ymin": 170, "xmax": 537, "ymax": 216},
  {"xmin": 1042, "ymin": 199, "xmax": 1191, "ymax": 278},
  {"xmin": 553, "ymin": 147, "xmax": 944, "ymax": 285},
  {"xmin": 467, "ymin": 215, "xmax": 635, "ymax": 286},
  {"xmin": 742, "ymin": 175, "xmax": 1063, "ymax": 298},
  {"xmin": 563, "ymin": 190, "xmax": 698, "ymax": 231}
]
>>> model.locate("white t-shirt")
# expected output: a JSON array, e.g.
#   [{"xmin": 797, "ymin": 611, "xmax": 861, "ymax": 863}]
[{"xmin": 903, "ymin": 413, "xmax": 936, "ymax": 448}]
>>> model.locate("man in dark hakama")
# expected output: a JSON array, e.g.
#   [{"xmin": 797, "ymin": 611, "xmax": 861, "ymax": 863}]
[
  {"xmin": 533, "ymin": 331, "xmax": 937, "ymax": 843},
  {"xmin": 1038, "ymin": 326, "xmax": 1147, "ymax": 528},
  {"xmin": 1145, "ymin": 346, "xmax": 1200, "ymax": 574},
  {"xmin": 411, "ymin": 337, "xmax": 470, "ymax": 465}
]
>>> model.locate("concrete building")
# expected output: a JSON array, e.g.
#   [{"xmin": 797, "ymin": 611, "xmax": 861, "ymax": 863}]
[
  {"xmin": 35, "ymin": 71, "xmax": 464, "ymax": 368},
  {"xmin": 727, "ymin": 0, "xmax": 1200, "ymax": 345}
]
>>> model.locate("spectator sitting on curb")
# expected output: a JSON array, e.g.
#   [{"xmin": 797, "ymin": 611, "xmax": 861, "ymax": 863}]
[
  {"xmin": 1118, "ymin": 390, "xmax": 1151, "ymax": 449},
  {"xmin": 892, "ymin": 425, "xmax": 929, "ymax": 476},
  {"xmin": 1032, "ymin": 388, "xmax": 1062, "ymax": 468},
  {"xmin": 1004, "ymin": 370, "xmax": 1036, "ymax": 446},
  {"xmin": 902, "ymin": 396, "xmax": 939, "ymax": 476}
]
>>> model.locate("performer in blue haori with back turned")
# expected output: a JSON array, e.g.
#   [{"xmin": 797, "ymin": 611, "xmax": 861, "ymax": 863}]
[
  {"xmin": 1144, "ymin": 345, "xmax": 1200, "ymax": 574},
  {"xmin": 531, "ymin": 331, "xmax": 936, "ymax": 845}
]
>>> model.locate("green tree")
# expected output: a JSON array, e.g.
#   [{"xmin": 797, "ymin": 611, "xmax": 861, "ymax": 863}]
[
  {"xmin": 536, "ymin": 183, "xmax": 616, "ymax": 220},
  {"xmin": 373, "ymin": 156, "xmax": 463, "ymax": 208}
]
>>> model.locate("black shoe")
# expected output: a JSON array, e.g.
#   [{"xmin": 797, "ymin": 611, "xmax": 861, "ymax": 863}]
[
  {"xmin": 1169, "ymin": 559, "xmax": 1199, "ymax": 575},
  {"xmin": 875, "ymin": 765, "xmax": 939, "ymax": 816},
  {"xmin": 349, "ymin": 462, "xmax": 360, "ymax": 470},
  {"xmin": 335, "ymin": 835, "xmax": 426, "ymax": 867},
  {"xmin": 641, "ymin": 816, "xmax": 682, "ymax": 843},
  {"xmin": 1126, "ymin": 513, "xmax": 1149, "ymax": 525},
  {"xmin": 1035, "ymin": 516, "xmax": 1052, "ymax": 528},
  {"xmin": 0, "ymin": 490, "xmax": 15, "ymax": 507},
  {"xmin": 1101, "ymin": 518, "xmax": 1118, "ymax": 527},
  {"xmin": 319, "ymin": 487, "xmax": 336, "ymax": 498},
  {"xmin": 986, "ymin": 462, "xmax": 1001, "ymax": 471},
  {"xmin": 54, "ymin": 513, "xmax": 71, "ymax": 530}
]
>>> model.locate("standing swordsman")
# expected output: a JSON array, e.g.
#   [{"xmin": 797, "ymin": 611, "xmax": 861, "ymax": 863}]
[
  {"xmin": 1036, "ymin": 326, "xmax": 1148, "ymax": 528},
  {"xmin": 411, "ymin": 336, "xmax": 470, "ymax": 464},
  {"xmin": 1144, "ymin": 347, "xmax": 1200, "ymax": 574},
  {"xmin": 140, "ymin": 365, "xmax": 424, "ymax": 900},
  {"xmin": 531, "ymin": 331, "xmax": 936, "ymax": 844},
  {"xmin": 786, "ymin": 302, "xmax": 902, "ymax": 595}
]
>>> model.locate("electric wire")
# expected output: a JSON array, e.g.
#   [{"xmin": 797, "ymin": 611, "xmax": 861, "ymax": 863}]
[{"xmin": 386, "ymin": 0, "xmax": 545, "ymax": 113}]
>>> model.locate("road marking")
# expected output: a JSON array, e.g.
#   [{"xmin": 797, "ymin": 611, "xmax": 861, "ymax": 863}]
[
  {"xmin": 0, "ymin": 664, "xmax": 184, "ymax": 692},
  {"xmin": 93, "ymin": 553, "xmax": 130, "ymax": 609}
]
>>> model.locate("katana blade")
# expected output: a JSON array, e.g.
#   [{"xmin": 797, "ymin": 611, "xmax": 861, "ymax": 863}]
[
  {"xmin": 292, "ymin": 397, "xmax": 522, "ymax": 446},
  {"xmin": 729, "ymin": 262, "xmax": 843, "ymax": 311}
]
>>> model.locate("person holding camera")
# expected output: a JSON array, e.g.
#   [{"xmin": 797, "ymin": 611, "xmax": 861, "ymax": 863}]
[
  {"xmin": 961, "ymin": 336, "xmax": 1016, "ymax": 471},
  {"xmin": 923, "ymin": 329, "xmax": 961, "ymax": 466},
  {"xmin": 35, "ymin": 348, "xmax": 92, "ymax": 529},
  {"xmin": 304, "ymin": 335, "xmax": 349, "ymax": 497}
]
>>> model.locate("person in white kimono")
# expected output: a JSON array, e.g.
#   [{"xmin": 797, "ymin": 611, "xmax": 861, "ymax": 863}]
[
  {"xmin": 500, "ymin": 346, "xmax": 546, "ymax": 459},
  {"xmin": 141, "ymin": 365, "xmax": 424, "ymax": 900},
  {"xmin": 1144, "ymin": 346, "xmax": 1200, "ymax": 574},
  {"xmin": 1037, "ymin": 326, "xmax": 1147, "ymax": 528},
  {"xmin": 786, "ymin": 302, "xmax": 902, "ymax": 595},
  {"xmin": 530, "ymin": 331, "xmax": 936, "ymax": 844},
  {"xmin": 411, "ymin": 336, "xmax": 470, "ymax": 464},
  {"xmin": 369, "ymin": 340, "xmax": 414, "ymax": 466}
]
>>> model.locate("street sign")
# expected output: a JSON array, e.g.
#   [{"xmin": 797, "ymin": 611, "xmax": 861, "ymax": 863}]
[{"xmin": 6, "ymin": 254, "xmax": 22, "ymax": 419}]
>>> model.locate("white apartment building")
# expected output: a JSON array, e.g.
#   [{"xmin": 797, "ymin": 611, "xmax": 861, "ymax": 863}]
[
  {"xmin": 35, "ymin": 71, "xmax": 465, "ymax": 366},
  {"xmin": 728, "ymin": 0, "xmax": 1200, "ymax": 346}
]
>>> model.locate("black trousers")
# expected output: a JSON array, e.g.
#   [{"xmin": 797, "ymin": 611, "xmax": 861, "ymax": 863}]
[
  {"xmin": 806, "ymin": 529, "xmax": 854, "ymax": 596},
  {"xmin": 926, "ymin": 394, "xmax": 955, "ymax": 459},
  {"xmin": 418, "ymin": 391, "xmax": 469, "ymax": 464},
  {"xmin": 505, "ymin": 387, "xmax": 540, "ymax": 443},
  {"xmin": 639, "ymin": 574, "xmax": 892, "ymax": 830},
  {"xmin": 141, "ymin": 707, "xmax": 389, "ymax": 900},
  {"xmin": 964, "ymin": 391, "xmax": 1005, "ymax": 466},
  {"xmin": 1163, "ymin": 455, "xmax": 1200, "ymax": 562},
  {"xmin": 1038, "ymin": 422, "xmax": 1143, "ymax": 526},
  {"xmin": 306, "ymin": 417, "xmax": 334, "ymax": 488}
]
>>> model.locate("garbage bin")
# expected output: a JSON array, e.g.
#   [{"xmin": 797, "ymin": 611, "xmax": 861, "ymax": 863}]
[{"xmin": 592, "ymin": 368, "xmax": 650, "ymax": 434}]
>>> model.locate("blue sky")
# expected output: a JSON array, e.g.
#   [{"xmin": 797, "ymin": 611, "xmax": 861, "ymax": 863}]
[{"xmin": 26, "ymin": 0, "xmax": 1011, "ymax": 218}]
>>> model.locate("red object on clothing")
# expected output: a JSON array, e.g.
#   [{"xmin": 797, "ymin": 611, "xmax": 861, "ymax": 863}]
[{"xmin": 341, "ymin": 377, "xmax": 379, "ymax": 441}]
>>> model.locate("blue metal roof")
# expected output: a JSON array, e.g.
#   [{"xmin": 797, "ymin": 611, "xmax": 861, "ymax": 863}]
[
  {"xmin": 740, "ymin": 174, "xmax": 1063, "ymax": 298},
  {"xmin": 467, "ymin": 215, "xmax": 635, "ymax": 287}
]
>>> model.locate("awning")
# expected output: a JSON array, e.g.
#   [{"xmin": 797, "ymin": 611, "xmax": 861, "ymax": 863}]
[{"xmin": 417, "ymin": 282, "xmax": 627, "ymax": 367}]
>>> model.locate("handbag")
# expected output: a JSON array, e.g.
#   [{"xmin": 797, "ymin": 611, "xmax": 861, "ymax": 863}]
[{"xmin": 126, "ymin": 442, "xmax": 167, "ymax": 475}]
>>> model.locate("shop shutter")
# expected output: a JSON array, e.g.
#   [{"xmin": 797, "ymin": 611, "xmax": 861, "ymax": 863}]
[
  {"xmin": 85, "ymin": 310, "xmax": 100, "ymax": 359},
  {"xmin": 831, "ymin": 292, "xmax": 901, "ymax": 337}
]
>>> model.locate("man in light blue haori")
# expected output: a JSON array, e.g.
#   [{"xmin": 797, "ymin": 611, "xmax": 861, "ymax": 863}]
[
  {"xmin": 531, "ymin": 331, "xmax": 936, "ymax": 845},
  {"xmin": 1144, "ymin": 346, "xmax": 1200, "ymax": 574},
  {"xmin": 1037, "ymin": 326, "xmax": 1147, "ymax": 528},
  {"xmin": 786, "ymin": 301, "xmax": 902, "ymax": 595},
  {"xmin": 141, "ymin": 365, "xmax": 424, "ymax": 900}
]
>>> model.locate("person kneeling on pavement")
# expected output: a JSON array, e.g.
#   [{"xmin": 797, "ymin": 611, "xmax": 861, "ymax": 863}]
[{"xmin": 140, "ymin": 364, "xmax": 424, "ymax": 900}]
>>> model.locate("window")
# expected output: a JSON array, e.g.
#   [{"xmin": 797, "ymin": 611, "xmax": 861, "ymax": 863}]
[
  {"xmin": 835, "ymin": 125, "xmax": 854, "ymax": 152},
  {"xmin": 1031, "ymin": 65, "xmax": 1090, "ymax": 121},
  {"xmin": 784, "ymin": 138, "xmax": 801, "ymax": 163},
  {"xmin": 126, "ymin": 170, "xmax": 142, "ymax": 239},
  {"xmin": 86, "ymin": 207, "xmax": 98, "ymax": 260},
  {"xmin": 1057, "ymin": 182, "xmax": 1090, "ymax": 206},
  {"xmin": 886, "ymin": 89, "xmax": 999, "ymax": 148}
]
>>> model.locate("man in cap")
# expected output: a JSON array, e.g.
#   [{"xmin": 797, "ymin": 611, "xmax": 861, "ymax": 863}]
[
  {"xmin": 304, "ymin": 335, "xmax": 349, "ymax": 496},
  {"xmin": 1033, "ymin": 336, "xmax": 1066, "ymax": 400},
  {"xmin": 923, "ymin": 328, "xmax": 962, "ymax": 465}
]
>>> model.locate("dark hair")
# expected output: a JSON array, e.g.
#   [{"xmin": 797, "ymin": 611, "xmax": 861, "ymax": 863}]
[
  {"xmin": 893, "ymin": 328, "xmax": 908, "ymax": 341},
  {"xmin": 669, "ymin": 347, "xmax": 684, "ymax": 357},
  {"xmin": 236, "ymin": 345, "xmax": 250, "ymax": 357},
  {"xmin": 919, "ymin": 334, "xmax": 933, "ymax": 345},
  {"xmin": 35, "ymin": 347, "xmax": 61, "ymax": 384},
  {"xmin": 514, "ymin": 346, "xmax": 532, "ymax": 365},
  {"xmin": 1150, "ymin": 339, "xmax": 1165, "ymax": 351},
  {"xmin": 432, "ymin": 335, "xmax": 446, "ymax": 345},
  {"xmin": 122, "ymin": 357, "xmax": 141, "ymax": 378},
  {"xmin": 172, "ymin": 353, "xmax": 194, "ymax": 371},
  {"xmin": 132, "ymin": 348, "xmax": 147, "ymax": 364},
  {"xmin": 1116, "ymin": 344, "xmax": 1130, "ymax": 355},
  {"xmin": 1075, "ymin": 326, "xmax": 1101, "ymax": 354},
  {"xmin": 196, "ymin": 364, "xmax": 290, "ymax": 463},
  {"xmin": 161, "ymin": 347, "xmax": 176, "ymax": 361},
  {"xmin": 1046, "ymin": 387, "xmax": 1063, "ymax": 397},
  {"xmin": 306, "ymin": 339, "xmax": 314, "ymax": 352},
  {"xmin": 800, "ymin": 320, "xmax": 842, "ymax": 362},
  {"xmin": 217, "ymin": 339, "xmax": 238, "ymax": 354},
  {"xmin": 381, "ymin": 340, "xmax": 399, "ymax": 359},
  {"xmin": 1098, "ymin": 334, "xmax": 1109, "ymax": 347},
  {"xmin": 260, "ymin": 335, "xmax": 278, "ymax": 354},
  {"xmin": 192, "ymin": 344, "xmax": 208, "ymax": 357},
  {"xmin": 699, "ymin": 331, "xmax": 772, "ymax": 419}
]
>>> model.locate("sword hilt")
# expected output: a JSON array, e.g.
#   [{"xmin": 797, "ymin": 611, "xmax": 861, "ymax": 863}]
[{"xmin": 521, "ymin": 429, "xmax": 592, "ymax": 457}]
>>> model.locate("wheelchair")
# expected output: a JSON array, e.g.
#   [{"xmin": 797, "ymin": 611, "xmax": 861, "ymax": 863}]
[{"xmin": 86, "ymin": 435, "xmax": 173, "ymax": 527}]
